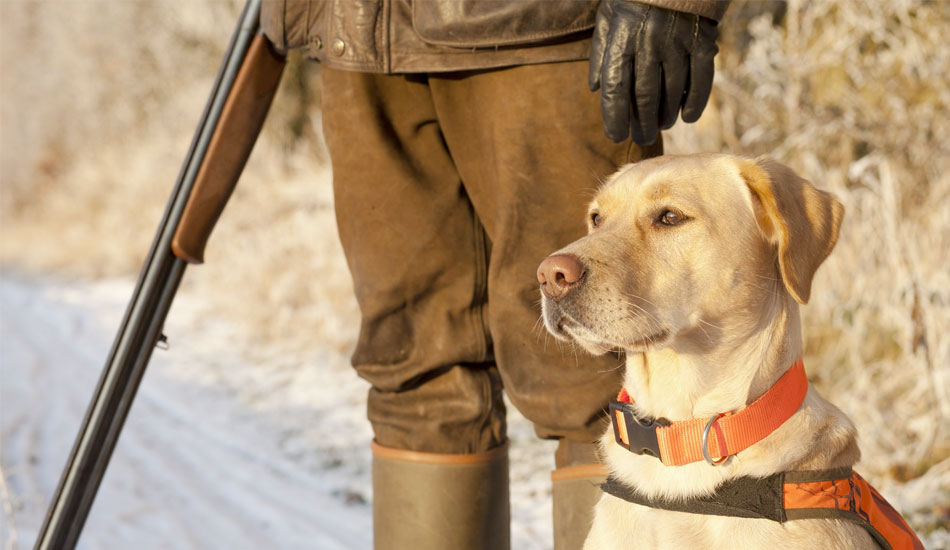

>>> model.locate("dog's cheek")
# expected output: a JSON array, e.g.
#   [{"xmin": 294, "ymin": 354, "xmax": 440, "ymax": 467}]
[{"xmin": 619, "ymin": 260, "xmax": 661, "ymax": 317}]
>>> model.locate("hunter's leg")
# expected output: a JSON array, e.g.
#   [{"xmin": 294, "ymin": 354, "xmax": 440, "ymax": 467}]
[{"xmin": 321, "ymin": 67, "xmax": 508, "ymax": 550}]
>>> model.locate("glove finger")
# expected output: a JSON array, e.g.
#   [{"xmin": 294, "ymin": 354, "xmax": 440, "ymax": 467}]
[
  {"xmin": 682, "ymin": 21, "xmax": 719, "ymax": 123},
  {"xmin": 632, "ymin": 55, "xmax": 661, "ymax": 146},
  {"xmin": 588, "ymin": 4, "xmax": 612, "ymax": 91},
  {"xmin": 658, "ymin": 14, "xmax": 693, "ymax": 130},
  {"xmin": 658, "ymin": 60, "xmax": 688, "ymax": 130},
  {"xmin": 600, "ymin": 16, "xmax": 638, "ymax": 142},
  {"xmin": 630, "ymin": 7, "xmax": 671, "ymax": 146},
  {"xmin": 681, "ymin": 51, "xmax": 715, "ymax": 123}
]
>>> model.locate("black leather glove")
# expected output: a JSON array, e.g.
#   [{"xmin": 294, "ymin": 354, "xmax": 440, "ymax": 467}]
[{"xmin": 589, "ymin": 1, "xmax": 720, "ymax": 144}]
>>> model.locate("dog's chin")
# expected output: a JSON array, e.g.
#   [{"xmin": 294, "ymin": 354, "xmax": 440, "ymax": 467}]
[
  {"xmin": 543, "ymin": 303, "xmax": 670, "ymax": 355},
  {"xmin": 560, "ymin": 323, "xmax": 616, "ymax": 355},
  {"xmin": 542, "ymin": 309, "xmax": 614, "ymax": 355},
  {"xmin": 561, "ymin": 323, "xmax": 670, "ymax": 355}
]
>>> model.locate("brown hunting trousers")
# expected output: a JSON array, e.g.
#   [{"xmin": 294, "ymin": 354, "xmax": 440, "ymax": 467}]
[{"xmin": 321, "ymin": 61, "xmax": 662, "ymax": 460}]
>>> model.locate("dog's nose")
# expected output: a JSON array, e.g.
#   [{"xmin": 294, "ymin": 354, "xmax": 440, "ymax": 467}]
[{"xmin": 537, "ymin": 254, "xmax": 586, "ymax": 300}]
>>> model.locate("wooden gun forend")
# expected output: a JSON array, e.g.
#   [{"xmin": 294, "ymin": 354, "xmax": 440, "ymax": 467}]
[{"xmin": 171, "ymin": 34, "xmax": 285, "ymax": 263}]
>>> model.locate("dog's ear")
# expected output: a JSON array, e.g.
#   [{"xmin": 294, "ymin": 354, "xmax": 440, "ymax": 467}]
[{"xmin": 739, "ymin": 156, "xmax": 844, "ymax": 304}]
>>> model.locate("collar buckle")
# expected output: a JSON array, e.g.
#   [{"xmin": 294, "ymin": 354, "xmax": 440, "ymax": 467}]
[{"xmin": 609, "ymin": 401, "xmax": 668, "ymax": 459}]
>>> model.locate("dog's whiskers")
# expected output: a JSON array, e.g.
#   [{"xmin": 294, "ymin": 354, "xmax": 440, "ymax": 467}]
[
  {"xmin": 695, "ymin": 320, "xmax": 714, "ymax": 343},
  {"xmin": 532, "ymin": 315, "xmax": 547, "ymax": 340},
  {"xmin": 621, "ymin": 300, "xmax": 663, "ymax": 326}
]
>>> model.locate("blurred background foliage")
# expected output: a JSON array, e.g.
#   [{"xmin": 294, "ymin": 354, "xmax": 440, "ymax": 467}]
[{"xmin": 1, "ymin": 0, "xmax": 948, "ymax": 537}]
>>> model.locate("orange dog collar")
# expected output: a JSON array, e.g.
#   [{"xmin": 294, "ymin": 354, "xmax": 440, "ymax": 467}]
[{"xmin": 610, "ymin": 358, "xmax": 808, "ymax": 466}]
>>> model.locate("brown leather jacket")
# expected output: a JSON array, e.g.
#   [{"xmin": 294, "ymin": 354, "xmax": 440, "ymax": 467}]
[{"xmin": 261, "ymin": 0, "xmax": 728, "ymax": 73}]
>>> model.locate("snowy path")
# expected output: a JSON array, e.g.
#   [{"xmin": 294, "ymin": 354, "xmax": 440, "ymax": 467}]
[
  {"xmin": 0, "ymin": 275, "xmax": 556, "ymax": 549},
  {"xmin": 1, "ymin": 276, "xmax": 377, "ymax": 549}
]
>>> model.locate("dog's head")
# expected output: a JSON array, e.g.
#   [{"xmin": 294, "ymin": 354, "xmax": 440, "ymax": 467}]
[{"xmin": 538, "ymin": 154, "xmax": 844, "ymax": 355}]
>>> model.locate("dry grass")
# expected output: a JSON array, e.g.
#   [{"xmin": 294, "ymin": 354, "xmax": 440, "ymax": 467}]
[
  {"xmin": 0, "ymin": 0, "xmax": 356, "ymax": 354},
  {"xmin": 1, "ymin": 0, "xmax": 947, "ymax": 530}
]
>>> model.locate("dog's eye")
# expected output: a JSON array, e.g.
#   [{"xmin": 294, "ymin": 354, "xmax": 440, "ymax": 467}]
[
  {"xmin": 590, "ymin": 212, "xmax": 602, "ymax": 228},
  {"xmin": 657, "ymin": 209, "xmax": 685, "ymax": 226}
]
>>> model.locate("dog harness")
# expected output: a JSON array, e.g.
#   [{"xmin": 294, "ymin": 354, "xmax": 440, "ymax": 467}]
[
  {"xmin": 606, "ymin": 358, "xmax": 924, "ymax": 549},
  {"xmin": 610, "ymin": 358, "xmax": 808, "ymax": 466},
  {"xmin": 601, "ymin": 469, "xmax": 924, "ymax": 550}
]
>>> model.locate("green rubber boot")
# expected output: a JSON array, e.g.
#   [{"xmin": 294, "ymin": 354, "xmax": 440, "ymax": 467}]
[
  {"xmin": 551, "ymin": 439, "xmax": 608, "ymax": 550},
  {"xmin": 371, "ymin": 441, "xmax": 510, "ymax": 550},
  {"xmin": 552, "ymin": 464, "xmax": 608, "ymax": 550}
]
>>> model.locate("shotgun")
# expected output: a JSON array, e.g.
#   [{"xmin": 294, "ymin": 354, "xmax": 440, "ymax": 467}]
[{"xmin": 33, "ymin": 1, "xmax": 285, "ymax": 547}]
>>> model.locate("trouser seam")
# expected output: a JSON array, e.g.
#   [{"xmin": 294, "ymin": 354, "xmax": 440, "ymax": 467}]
[
  {"xmin": 469, "ymin": 212, "xmax": 493, "ymax": 450},
  {"xmin": 470, "ymin": 212, "xmax": 490, "ymax": 362}
]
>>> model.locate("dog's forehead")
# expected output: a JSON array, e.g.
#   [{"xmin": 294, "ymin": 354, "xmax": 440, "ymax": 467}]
[{"xmin": 594, "ymin": 155, "xmax": 751, "ymax": 211}]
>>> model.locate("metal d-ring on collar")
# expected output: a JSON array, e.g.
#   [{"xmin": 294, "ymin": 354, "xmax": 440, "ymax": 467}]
[{"xmin": 702, "ymin": 413, "xmax": 728, "ymax": 466}]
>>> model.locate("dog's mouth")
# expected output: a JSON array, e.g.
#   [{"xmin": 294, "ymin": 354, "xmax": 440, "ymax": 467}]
[{"xmin": 544, "ymin": 302, "xmax": 669, "ymax": 354}]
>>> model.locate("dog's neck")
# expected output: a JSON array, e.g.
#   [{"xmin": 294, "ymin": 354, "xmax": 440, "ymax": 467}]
[
  {"xmin": 611, "ymin": 287, "xmax": 859, "ymax": 498},
  {"xmin": 623, "ymin": 289, "xmax": 801, "ymax": 423}
]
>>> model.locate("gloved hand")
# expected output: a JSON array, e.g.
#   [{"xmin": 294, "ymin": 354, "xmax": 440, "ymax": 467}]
[{"xmin": 589, "ymin": 1, "xmax": 720, "ymax": 144}]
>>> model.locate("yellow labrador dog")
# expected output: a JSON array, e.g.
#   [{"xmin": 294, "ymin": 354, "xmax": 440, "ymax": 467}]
[{"xmin": 538, "ymin": 155, "xmax": 921, "ymax": 550}]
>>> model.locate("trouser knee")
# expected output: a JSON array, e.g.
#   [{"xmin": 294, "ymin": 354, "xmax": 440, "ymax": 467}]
[{"xmin": 361, "ymin": 361, "xmax": 507, "ymax": 454}]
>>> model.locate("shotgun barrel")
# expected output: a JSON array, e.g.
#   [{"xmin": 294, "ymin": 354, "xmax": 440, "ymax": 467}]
[{"xmin": 33, "ymin": 1, "xmax": 285, "ymax": 548}]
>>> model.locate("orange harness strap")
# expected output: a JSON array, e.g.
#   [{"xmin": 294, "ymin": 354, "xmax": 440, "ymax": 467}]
[
  {"xmin": 612, "ymin": 359, "xmax": 808, "ymax": 466},
  {"xmin": 783, "ymin": 470, "xmax": 924, "ymax": 550},
  {"xmin": 601, "ymin": 468, "xmax": 924, "ymax": 550}
]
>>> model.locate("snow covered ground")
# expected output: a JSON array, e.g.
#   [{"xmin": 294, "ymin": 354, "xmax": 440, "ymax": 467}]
[
  {"xmin": 0, "ymin": 274, "xmax": 556, "ymax": 549},
  {"xmin": 1, "ymin": 274, "xmax": 946, "ymax": 549}
]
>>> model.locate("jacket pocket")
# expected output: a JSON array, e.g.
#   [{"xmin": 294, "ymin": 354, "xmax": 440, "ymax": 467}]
[{"xmin": 411, "ymin": 0, "xmax": 597, "ymax": 49}]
